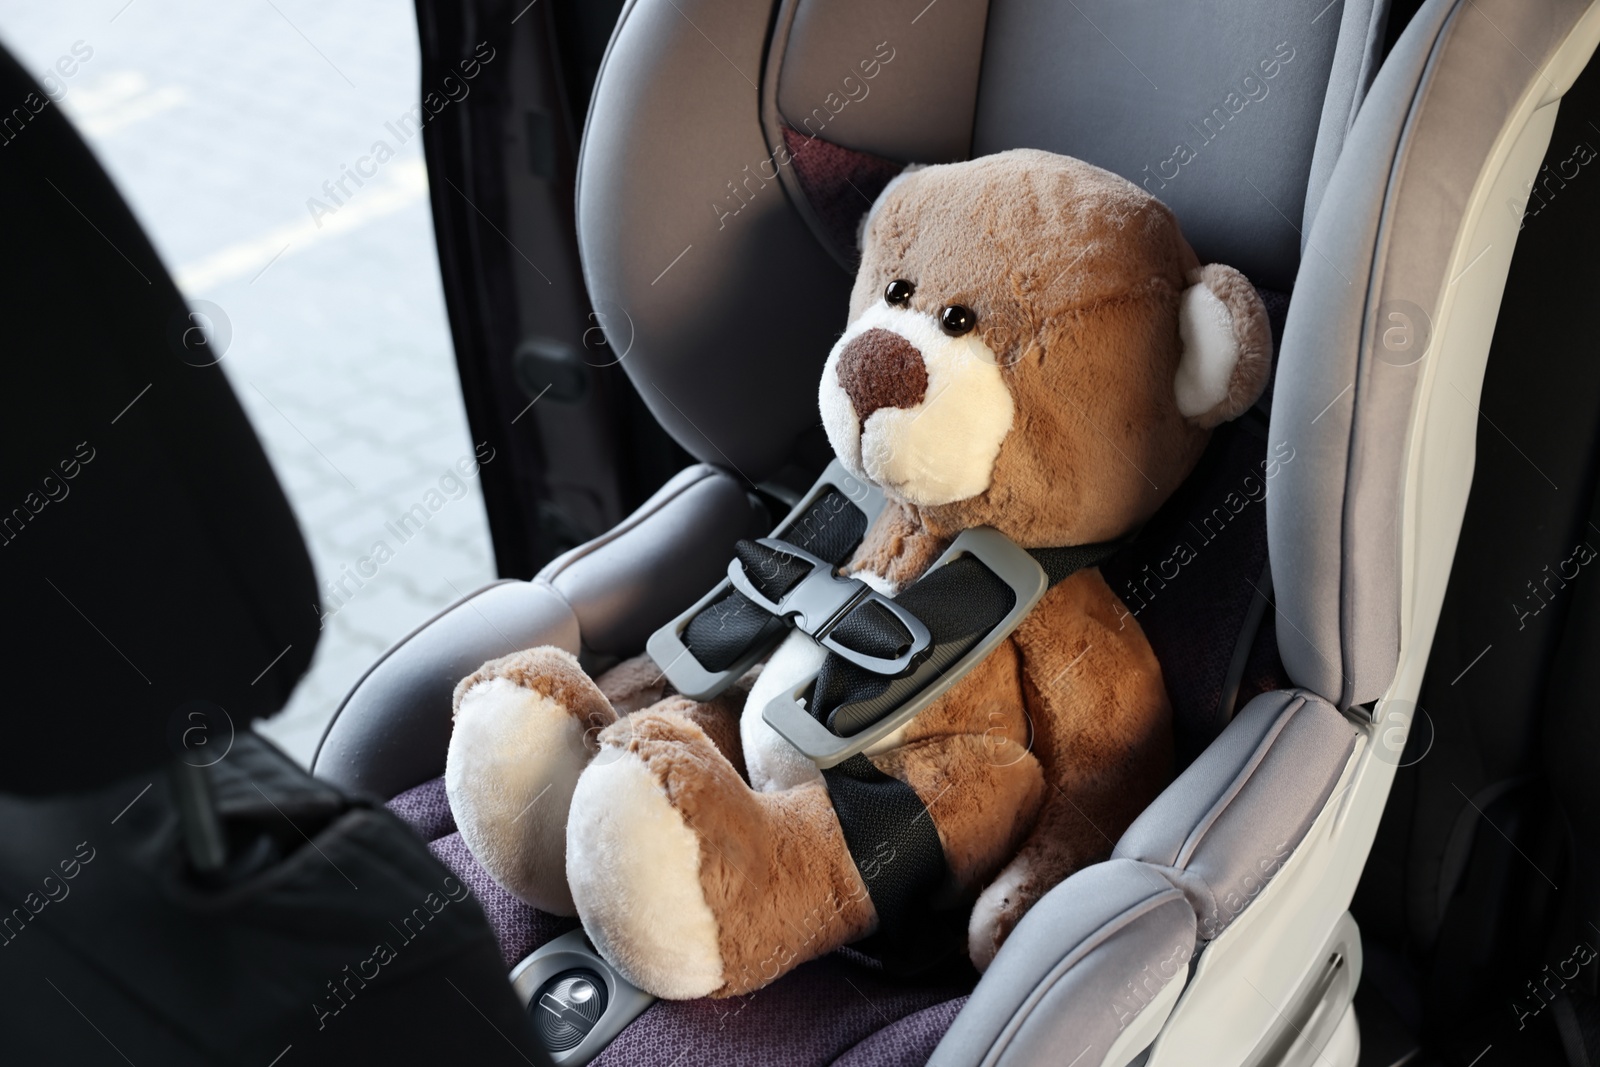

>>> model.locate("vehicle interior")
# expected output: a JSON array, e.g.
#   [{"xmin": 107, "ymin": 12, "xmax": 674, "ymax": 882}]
[{"xmin": 6, "ymin": 0, "xmax": 1600, "ymax": 1064}]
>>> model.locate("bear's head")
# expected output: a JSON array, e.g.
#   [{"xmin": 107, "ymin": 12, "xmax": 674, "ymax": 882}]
[{"xmin": 819, "ymin": 148, "xmax": 1271, "ymax": 548}]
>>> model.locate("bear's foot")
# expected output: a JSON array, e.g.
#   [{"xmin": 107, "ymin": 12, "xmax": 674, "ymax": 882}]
[
  {"xmin": 566, "ymin": 709, "xmax": 875, "ymax": 999},
  {"xmin": 968, "ymin": 858, "xmax": 1042, "ymax": 971},
  {"xmin": 446, "ymin": 646, "xmax": 615, "ymax": 915}
]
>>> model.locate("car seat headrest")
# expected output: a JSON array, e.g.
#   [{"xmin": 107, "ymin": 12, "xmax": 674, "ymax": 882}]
[
  {"xmin": 579, "ymin": 0, "xmax": 1387, "ymax": 478},
  {"xmin": 767, "ymin": 0, "xmax": 1388, "ymax": 287}
]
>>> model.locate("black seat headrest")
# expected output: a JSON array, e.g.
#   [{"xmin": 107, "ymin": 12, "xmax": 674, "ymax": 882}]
[{"xmin": 0, "ymin": 43, "xmax": 319, "ymax": 796}]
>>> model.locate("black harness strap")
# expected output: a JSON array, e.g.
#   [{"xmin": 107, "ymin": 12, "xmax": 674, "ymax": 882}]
[
  {"xmin": 1029, "ymin": 542, "xmax": 1130, "ymax": 585},
  {"xmin": 823, "ymin": 753, "xmax": 948, "ymax": 942},
  {"xmin": 813, "ymin": 555, "xmax": 1017, "ymax": 736},
  {"xmin": 809, "ymin": 542, "xmax": 1124, "ymax": 736}
]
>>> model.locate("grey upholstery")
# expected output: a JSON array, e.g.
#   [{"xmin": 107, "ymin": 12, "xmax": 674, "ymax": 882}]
[
  {"xmin": 772, "ymin": 0, "xmax": 992, "ymax": 165},
  {"xmin": 1269, "ymin": 0, "xmax": 1595, "ymax": 706},
  {"xmin": 313, "ymin": 580, "xmax": 580, "ymax": 799},
  {"xmin": 1114, "ymin": 690, "xmax": 1358, "ymax": 940},
  {"xmin": 930, "ymin": 859, "xmax": 1197, "ymax": 1067},
  {"xmin": 541, "ymin": 464, "xmax": 767, "ymax": 655},
  {"xmin": 1301, "ymin": 0, "xmax": 1390, "ymax": 240},
  {"xmin": 578, "ymin": 0, "xmax": 852, "ymax": 477},
  {"xmin": 314, "ymin": 464, "xmax": 762, "ymax": 797},
  {"xmin": 971, "ymin": 0, "xmax": 1353, "ymax": 290}
]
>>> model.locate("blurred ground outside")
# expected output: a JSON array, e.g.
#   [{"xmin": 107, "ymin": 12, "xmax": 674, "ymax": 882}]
[{"xmin": 0, "ymin": 2, "xmax": 499, "ymax": 764}]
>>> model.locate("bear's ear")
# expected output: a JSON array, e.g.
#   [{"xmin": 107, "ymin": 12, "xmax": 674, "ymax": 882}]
[
  {"xmin": 855, "ymin": 164, "xmax": 926, "ymax": 254},
  {"xmin": 1173, "ymin": 263, "xmax": 1273, "ymax": 428}
]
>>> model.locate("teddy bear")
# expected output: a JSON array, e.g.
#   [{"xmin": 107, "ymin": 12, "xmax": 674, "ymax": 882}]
[{"xmin": 444, "ymin": 147, "xmax": 1271, "ymax": 1000}]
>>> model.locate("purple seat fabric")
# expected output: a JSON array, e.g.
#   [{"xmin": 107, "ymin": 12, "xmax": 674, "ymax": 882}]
[
  {"xmin": 387, "ymin": 774, "xmax": 456, "ymax": 841},
  {"xmin": 781, "ymin": 126, "xmax": 902, "ymax": 260},
  {"xmin": 593, "ymin": 957, "xmax": 968, "ymax": 1067},
  {"xmin": 427, "ymin": 831, "xmax": 580, "ymax": 967},
  {"xmin": 389, "ymin": 774, "xmax": 969, "ymax": 1061},
  {"xmin": 830, "ymin": 998, "xmax": 970, "ymax": 1067}
]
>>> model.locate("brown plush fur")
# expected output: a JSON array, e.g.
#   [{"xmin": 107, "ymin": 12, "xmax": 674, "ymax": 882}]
[
  {"xmin": 971, "ymin": 568, "xmax": 1173, "ymax": 963},
  {"xmin": 843, "ymin": 498, "xmax": 949, "ymax": 587},
  {"xmin": 593, "ymin": 653, "xmax": 672, "ymax": 715}
]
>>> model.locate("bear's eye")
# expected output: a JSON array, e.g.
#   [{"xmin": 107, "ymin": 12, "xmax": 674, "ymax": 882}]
[
  {"xmin": 940, "ymin": 304, "xmax": 977, "ymax": 336},
  {"xmin": 884, "ymin": 279, "xmax": 915, "ymax": 306}
]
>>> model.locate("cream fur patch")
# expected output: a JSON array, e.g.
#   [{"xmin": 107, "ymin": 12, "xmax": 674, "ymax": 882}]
[
  {"xmin": 968, "ymin": 860, "xmax": 1032, "ymax": 972},
  {"xmin": 567, "ymin": 748, "xmax": 724, "ymax": 999},
  {"xmin": 741, "ymin": 630, "xmax": 828, "ymax": 792},
  {"xmin": 446, "ymin": 676, "xmax": 585, "ymax": 916},
  {"xmin": 853, "ymin": 570, "xmax": 898, "ymax": 596},
  {"xmin": 1174, "ymin": 283, "xmax": 1239, "ymax": 418},
  {"xmin": 819, "ymin": 303, "xmax": 1014, "ymax": 507}
]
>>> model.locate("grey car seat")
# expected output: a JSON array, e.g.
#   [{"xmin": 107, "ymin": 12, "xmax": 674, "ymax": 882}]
[{"xmin": 313, "ymin": 0, "xmax": 1600, "ymax": 1063}]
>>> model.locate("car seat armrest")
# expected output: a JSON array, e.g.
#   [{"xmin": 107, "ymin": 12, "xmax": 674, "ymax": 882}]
[
  {"xmin": 1113, "ymin": 689, "xmax": 1358, "ymax": 940},
  {"xmin": 537, "ymin": 463, "xmax": 767, "ymax": 656},
  {"xmin": 931, "ymin": 859, "xmax": 1197, "ymax": 1067},
  {"xmin": 311, "ymin": 464, "xmax": 765, "ymax": 798},
  {"xmin": 310, "ymin": 579, "xmax": 581, "ymax": 798}
]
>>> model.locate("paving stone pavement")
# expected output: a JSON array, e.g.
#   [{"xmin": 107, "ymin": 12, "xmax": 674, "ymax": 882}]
[{"xmin": 0, "ymin": 1, "xmax": 500, "ymax": 765}]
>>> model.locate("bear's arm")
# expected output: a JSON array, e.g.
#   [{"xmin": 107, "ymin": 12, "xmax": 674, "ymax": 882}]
[{"xmin": 965, "ymin": 569, "xmax": 1174, "ymax": 967}]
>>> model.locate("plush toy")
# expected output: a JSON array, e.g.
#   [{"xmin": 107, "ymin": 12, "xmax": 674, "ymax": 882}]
[{"xmin": 445, "ymin": 148, "xmax": 1271, "ymax": 1000}]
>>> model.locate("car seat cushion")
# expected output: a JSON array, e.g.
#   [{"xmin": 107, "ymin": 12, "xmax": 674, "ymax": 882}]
[
  {"xmin": 1113, "ymin": 689, "xmax": 1357, "ymax": 939},
  {"xmin": 387, "ymin": 774, "xmax": 457, "ymax": 841},
  {"xmin": 390, "ymin": 778, "xmax": 579, "ymax": 967},
  {"xmin": 591, "ymin": 956, "xmax": 970, "ymax": 1067},
  {"xmin": 427, "ymin": 831, "xmax": 581, "ymax": 967},
  {"xmin": 829, "ymin": 998, "xmax": 970, "ymax": 1067}
]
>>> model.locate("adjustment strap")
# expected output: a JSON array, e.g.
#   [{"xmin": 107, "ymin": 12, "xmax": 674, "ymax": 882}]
[{"xmin": 1029, "ymin": 542, "xmax": 1124, "ymax": 586}]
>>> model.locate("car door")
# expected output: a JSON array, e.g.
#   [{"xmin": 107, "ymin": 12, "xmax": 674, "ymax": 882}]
[{"xmin": 416, "ymin": 0, "xmax": 692, "ymax": 578}]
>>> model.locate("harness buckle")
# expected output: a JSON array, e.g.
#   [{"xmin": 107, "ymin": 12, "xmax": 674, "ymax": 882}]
[
  {"xmin": 761, "ymin": 527, "xmax": 1051, "ymax": 768},
  {"xmin": 645, "ymin": 460, "xmax": 890, "ymax": 701},
  {"xmin": 726, "ymin": 538, "xmax": 931, "ymax": 676}
]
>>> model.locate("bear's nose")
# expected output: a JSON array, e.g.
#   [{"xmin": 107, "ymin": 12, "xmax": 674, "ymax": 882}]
[{"xmin": 835, "ymin": 328, "xmax": 928, "ymax": 421}]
